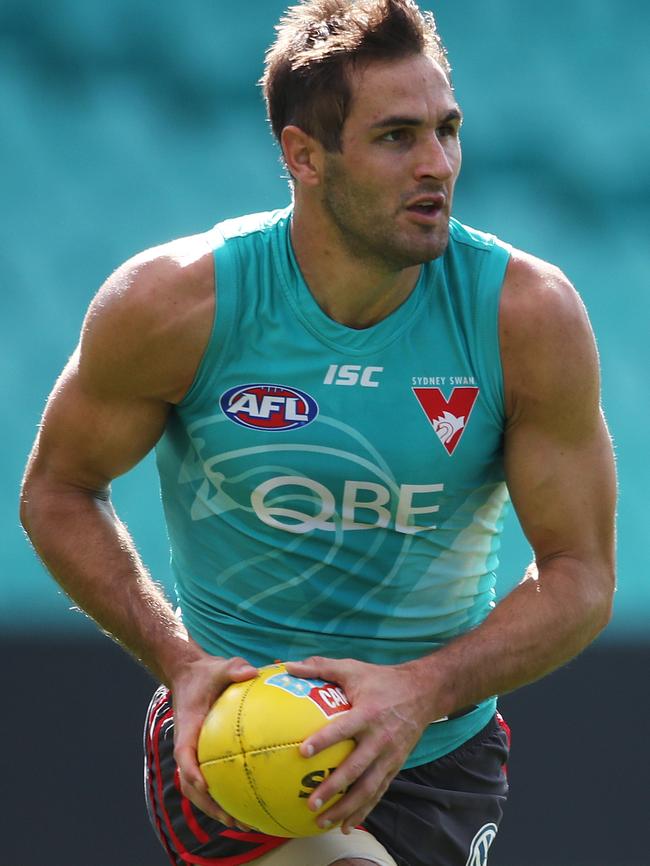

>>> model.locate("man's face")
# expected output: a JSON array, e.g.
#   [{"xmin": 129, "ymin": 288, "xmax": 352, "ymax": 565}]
[{"xmin": 320, "ymin": 53, "xmax": 462, "ymax": 270}]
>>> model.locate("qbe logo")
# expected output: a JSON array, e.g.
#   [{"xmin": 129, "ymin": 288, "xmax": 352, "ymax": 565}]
[
  {"xmin": 220, "ymin": 383, "xmax": 318, "ymax": 431},
  {"xmin": 465, "ymin": 823, "xmax": 497, "ymax": 866}
]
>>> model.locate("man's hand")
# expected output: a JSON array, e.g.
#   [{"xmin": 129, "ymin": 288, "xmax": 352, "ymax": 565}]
[
  {"xmin": 285, "ymin": 656, "xmax": 432, "ymax": 833},
  {"xmin": 171, "ymin": 654, "xmax": 258, "ymax": 827}
]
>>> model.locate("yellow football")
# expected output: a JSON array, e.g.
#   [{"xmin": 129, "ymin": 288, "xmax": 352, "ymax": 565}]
[{"xmin": 197, "ymin": 663, "xmax": 355, "ymax": 837}]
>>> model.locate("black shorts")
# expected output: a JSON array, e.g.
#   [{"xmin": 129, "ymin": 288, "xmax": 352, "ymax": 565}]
[{"xmin": 144, "ymin": 685, "xmax": 510, "ymax": 866}]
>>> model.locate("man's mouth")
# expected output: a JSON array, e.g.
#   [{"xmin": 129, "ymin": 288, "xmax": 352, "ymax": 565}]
[
  {"xmin": 405, "ymin": 192, "xmax": 445, "ymax": 211},
  {"xmin": 409, "ymin": 203, "xmax": 441, "ymax": 215},
  {"xmin": 404, "ymin": 193, "xmax": 446, "ymax": 220}
]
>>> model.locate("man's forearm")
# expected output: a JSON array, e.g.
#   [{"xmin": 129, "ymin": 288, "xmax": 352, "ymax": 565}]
[
  {"xmin": 408, "ymin": 556, "xmax": 614, "ymax": 722},
  {"xmin": 20, "ymin": 479, "xmax": 202, "ymax": 685}
]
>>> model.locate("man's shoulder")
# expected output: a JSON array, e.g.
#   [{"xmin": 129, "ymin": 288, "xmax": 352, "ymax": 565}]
[
  {"xmin": 501, "ymin": 247, "xmax": 585, "ymax": 334},
  {"xmin": 88, "ymin": 232, "xmax": 216, "ymax": 347},
  {"xmin": 79, "ymin": 232, "xmax": 216, "ymax": 403},
  {"xmin": 499, "ymin": 246, "xmax": 599, "ymax": 415}
]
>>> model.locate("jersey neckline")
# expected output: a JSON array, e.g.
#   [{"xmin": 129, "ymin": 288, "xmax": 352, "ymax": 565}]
[{"xmin": 272, "ymin": 206, "xmax": 436, "ymax": 355}]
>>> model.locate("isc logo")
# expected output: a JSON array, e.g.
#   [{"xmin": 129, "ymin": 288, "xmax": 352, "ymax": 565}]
[
  {"xmin": 323, "ymin": 364, "xmax": 383, "ymax": 388},
  {"xmin": 220, "ymin": 383, "xmax": 318, "ymax": 431}
]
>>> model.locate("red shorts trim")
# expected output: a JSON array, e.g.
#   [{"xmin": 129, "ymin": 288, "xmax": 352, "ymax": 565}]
[{"xmin": 144, "ymin": 686, "xmax": 287, "ymax": 865}]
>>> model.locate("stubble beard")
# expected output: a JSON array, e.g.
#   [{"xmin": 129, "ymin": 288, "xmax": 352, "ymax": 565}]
[{"xmin": 321, "ymin": 162, "xmax": 450, "ymax": 272}]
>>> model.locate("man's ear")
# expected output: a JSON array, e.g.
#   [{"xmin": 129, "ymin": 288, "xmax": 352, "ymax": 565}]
[{"xmin": 280, "ymin": 125, "xmax": 324, "ymax": 187}]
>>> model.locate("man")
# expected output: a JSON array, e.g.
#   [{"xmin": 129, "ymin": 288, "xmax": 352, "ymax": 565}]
[{"xmin": 20, "ymin": 1, "xmax": 616, "ymax": 865}]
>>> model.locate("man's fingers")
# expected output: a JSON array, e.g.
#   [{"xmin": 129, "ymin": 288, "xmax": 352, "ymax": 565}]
[
  {"xmin": 299, "ymin": 707, "xmax": 360, "ymax": 758},
  {"xmin": 285, "ymin": 655, "xmax": 348, "ymax": 683},
  {"xmin": 178, "ymin": 770, "xmax": 223, "ymax": 819},
  {"xmin": 315, "ymin": 760, "xmax": 391, "ymax": 831},
  {"xmin": 169, "ymin": 654, "xmax": 261, "ymax": 826},
  {"xmin": 306, "ymin": 731, "xmax": 379, "ymax": 812},
  {"xmin": 174, "ymin": 741, "xmax": 203, "ymax": 782},
  {"xmin": 283, "ymin": 657, "xmax": 321, "ymax": 677},
  {"xmin": 178, "ymin": 766, "xmax": 241, "ymax": 826},
  {"xmin": 225, "ymin": 657, "xmax": 258, "ymax": 682}
]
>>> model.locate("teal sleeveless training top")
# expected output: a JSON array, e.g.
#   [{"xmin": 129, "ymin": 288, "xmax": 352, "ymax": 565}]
[{"xmin": 156, "ymin": 206, "xmax": 512, "ymax": 767}]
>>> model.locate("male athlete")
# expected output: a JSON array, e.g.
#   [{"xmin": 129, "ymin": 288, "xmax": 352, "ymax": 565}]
[{"xmin": 20, "ymin": 1, "xmax": 616, "ymax": 865}]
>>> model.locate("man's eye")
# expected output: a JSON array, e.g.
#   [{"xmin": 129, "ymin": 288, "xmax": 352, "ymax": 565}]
[
  {"xmin": 438, "ymin": 124, "xmax": 458, "ymax": 138},
  {"xmin": 382, "ymin": 129, "xmax": 406, "ymax": 142}
]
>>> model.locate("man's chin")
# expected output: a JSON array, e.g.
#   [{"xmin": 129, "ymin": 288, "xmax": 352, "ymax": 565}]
[{"xmin": 406, "ymin": 227, "xmax": 450, "ymax": 265}]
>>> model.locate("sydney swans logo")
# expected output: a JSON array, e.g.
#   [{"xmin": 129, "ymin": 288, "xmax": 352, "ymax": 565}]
[{"xmin": 412, "ymin": 386, "xmax": 480, "ymax": 455}]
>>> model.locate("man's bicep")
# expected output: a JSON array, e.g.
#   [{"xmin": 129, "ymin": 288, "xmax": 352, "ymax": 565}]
[{"xmin": 29, "ymin": 354, "xmax": 169, "ymax": 492}]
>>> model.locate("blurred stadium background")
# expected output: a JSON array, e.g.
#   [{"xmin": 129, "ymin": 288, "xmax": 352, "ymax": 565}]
[{"xmin": 2, "ymin": 1, "xmax": 648, "ymax": 864}]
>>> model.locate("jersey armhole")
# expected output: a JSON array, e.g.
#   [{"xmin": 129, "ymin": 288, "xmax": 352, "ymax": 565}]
[
  {"xmin": 475, "ymin": 240, "xmax": 511, "ymax": 432},
  {"xmin": 178, "ymin": 227, "xmax": 241, "ymax": 409}
]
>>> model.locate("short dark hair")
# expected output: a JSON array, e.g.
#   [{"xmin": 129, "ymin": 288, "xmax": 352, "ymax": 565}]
[{"xmin": 261, "ymin": 0, "xmax": 451, "ymax": 153}]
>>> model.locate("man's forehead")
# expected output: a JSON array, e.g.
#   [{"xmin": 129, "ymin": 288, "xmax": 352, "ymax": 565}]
[{"xmin": 348, "ymin": 54, "xmax": 458, "ymax": 123}]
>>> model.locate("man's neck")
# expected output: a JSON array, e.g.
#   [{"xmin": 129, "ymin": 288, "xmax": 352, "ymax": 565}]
[{"xmin": 290, "ymin": 203, "xmax": 421, "ymax": 330}]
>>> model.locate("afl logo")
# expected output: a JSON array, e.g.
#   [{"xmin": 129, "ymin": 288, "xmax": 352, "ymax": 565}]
[
  {"xmin": 220, "ymin": 383, "xmax": 319, "ymax": 431},
  {"xmin": 465, "ymin": 823, "xmax": 497, "ymax": 866}
]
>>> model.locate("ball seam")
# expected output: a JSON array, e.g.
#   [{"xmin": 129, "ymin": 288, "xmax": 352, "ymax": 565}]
[{"xmin": 240, "ymin": 676, "xmax": 296, "ymax": 836}]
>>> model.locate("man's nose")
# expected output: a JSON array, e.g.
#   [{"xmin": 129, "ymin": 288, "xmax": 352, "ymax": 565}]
[{"xmin": 413, "ymin": 134, "xmax": 455, "ymax": 182}]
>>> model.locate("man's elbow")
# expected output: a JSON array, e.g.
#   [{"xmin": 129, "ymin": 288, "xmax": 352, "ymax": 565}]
[
  {"xmin": 19, "ymin": 464, "xmax": 65, "ymax": 541},
  {"xmin": 588, "ymin": 563, "xmax": 616, "ymax": 638},
  {"xmin": 19, "ymin": 468, "xmax": 42, "ymax": 540}
]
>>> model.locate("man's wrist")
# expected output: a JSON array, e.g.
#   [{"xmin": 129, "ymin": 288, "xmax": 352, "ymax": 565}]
[
  {"xmin": 154, "ymin": 629, "xmax": 208, "ymax": 687},
  {"xmin": 400, "ymin": 652, "xmax": 459, "ymax": 726}
]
